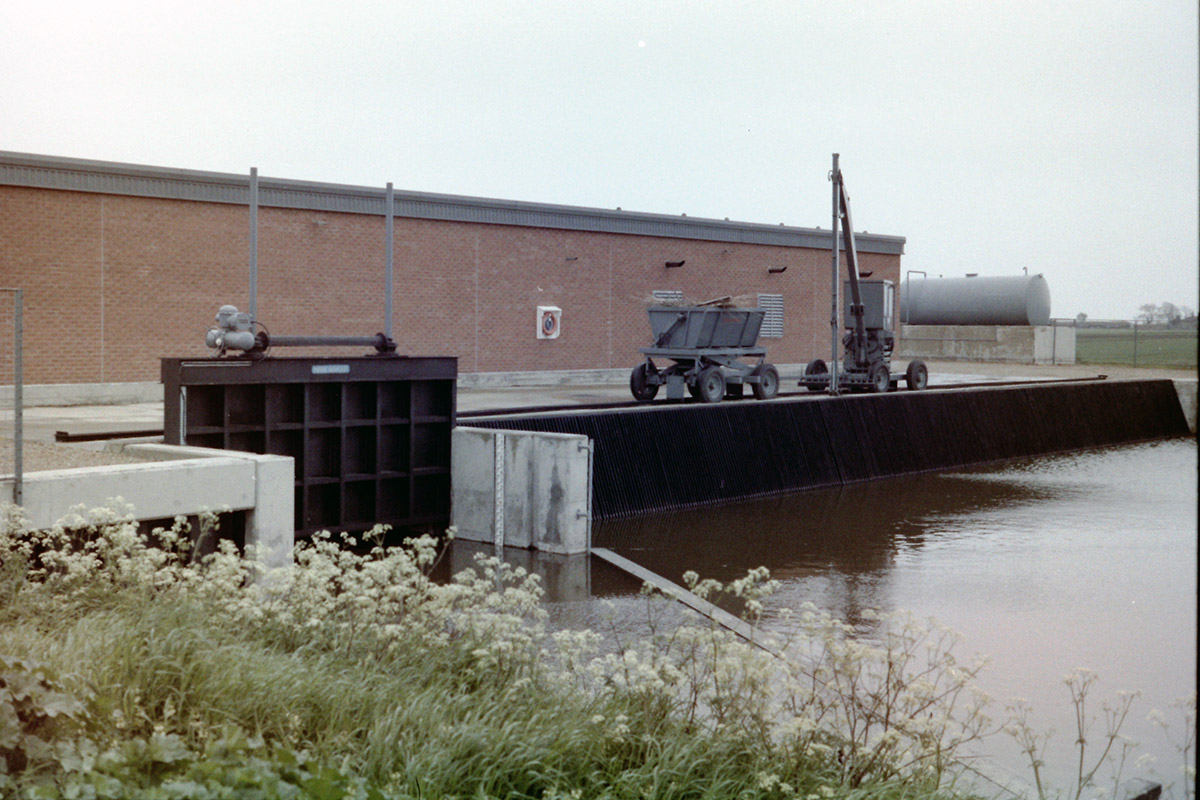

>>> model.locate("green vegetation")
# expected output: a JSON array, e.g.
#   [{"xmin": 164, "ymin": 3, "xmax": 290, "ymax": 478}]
[
  {"xmin": 0, "ymin": 506, "xmax": 1192, "ymax": 799},
  {"xmin": 1075, "ymin": 327, "xmax": 1198, "ymax": 369}
]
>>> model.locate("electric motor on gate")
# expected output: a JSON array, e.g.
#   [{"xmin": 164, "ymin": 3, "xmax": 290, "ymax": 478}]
[
  {"xmin": 899, "ymin": 274, "xmax": 1052, "ymax": 326},
  {"xmin": 205, "ymin": 304, "xmax": 256, "ymax": 352}
]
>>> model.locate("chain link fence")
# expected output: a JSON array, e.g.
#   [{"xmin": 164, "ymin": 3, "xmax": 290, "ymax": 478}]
[{"xmin": 1052, "ymin": 318, "xmax": 1198, "ymax": 369}]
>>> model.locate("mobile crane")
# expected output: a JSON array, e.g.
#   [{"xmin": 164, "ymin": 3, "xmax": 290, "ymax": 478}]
[{"xmin": 800, "ymin": 156, "xmax": 928, "ymax": 393}]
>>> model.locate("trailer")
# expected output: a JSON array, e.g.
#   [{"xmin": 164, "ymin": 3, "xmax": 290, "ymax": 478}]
[{"xmin": 630, "ymin": 304, "xmax": 780, "ymax": 403}]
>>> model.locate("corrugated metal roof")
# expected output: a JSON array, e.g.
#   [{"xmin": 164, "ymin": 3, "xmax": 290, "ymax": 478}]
[{"xmin": 0, "ymin": 151, "xmax": 905, "ymax": 255}]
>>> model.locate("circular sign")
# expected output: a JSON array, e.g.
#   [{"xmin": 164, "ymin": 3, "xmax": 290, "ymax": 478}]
[{"xmin": 541, "ymin": 310, "xmax": 558, "ymax": 337}]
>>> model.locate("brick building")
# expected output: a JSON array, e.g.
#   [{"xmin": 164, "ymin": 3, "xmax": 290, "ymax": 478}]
[{"xmin": 0, "ymin": 151, "xmax": 905, "ymax": 398}]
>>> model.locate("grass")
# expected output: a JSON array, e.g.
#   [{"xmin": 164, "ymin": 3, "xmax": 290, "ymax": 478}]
[
  {"xmin": 1, "ymin": 509, "xmax": 1192, "ymax": 799},
  {"xmin": 0, "ymin": 511, "xmax": 989, "ymax": 799},
  {"xmin": 1075, "ymin": 328, "xmax": 1198, "ymax": 368}
]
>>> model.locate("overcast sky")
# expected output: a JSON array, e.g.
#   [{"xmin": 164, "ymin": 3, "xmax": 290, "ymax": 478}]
[{"xmin": 3, "ymin": 0, "xmax": 1196, "ymax": 320}]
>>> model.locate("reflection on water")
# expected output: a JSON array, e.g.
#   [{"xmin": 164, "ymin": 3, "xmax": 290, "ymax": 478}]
[
  {"xmin": 456, "ymin": 437, "xmax": 1197, "ymax": 792},
  {"xmin": 593, "ymin": 469, "xmax": 1070, "ymax": 629}
]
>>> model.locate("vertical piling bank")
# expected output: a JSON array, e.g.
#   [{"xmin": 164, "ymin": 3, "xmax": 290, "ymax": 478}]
[{"xmin": 469, "ymin": 380, "xmax": 1190, "ymax": 519}]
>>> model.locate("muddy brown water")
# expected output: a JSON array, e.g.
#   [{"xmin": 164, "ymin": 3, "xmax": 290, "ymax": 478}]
[{"xmin": 454, "ymin": 436, "xmax": 1196, "ymax": 793}]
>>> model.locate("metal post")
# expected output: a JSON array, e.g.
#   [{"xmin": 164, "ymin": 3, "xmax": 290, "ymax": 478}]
[
  {"xmin": 385, "ymin": 182, "xmax": 394, "ymax": 340},
  {"xmin": 829, "ymin": 153, "xmax": 840, "ymax": 394},
  {"xmin": 13, "ymin": 289, "xmax": 21, "ymax": 507},
  {"xmin": 249, "ymin": 167, "xmax": 259, "ymax": 320},
  {"xmin": 1132, "ymin": 320, "xmax": 1139, "ymax": 366}
]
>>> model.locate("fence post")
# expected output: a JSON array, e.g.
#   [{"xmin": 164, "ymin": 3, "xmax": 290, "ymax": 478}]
[
  {"xmin": 2, "ymin": 288, "xmax": 21, "ymax": 506},
  {"xmin": 1133, "ymin": 320, "xmax": 1139, "ymax": 367}
]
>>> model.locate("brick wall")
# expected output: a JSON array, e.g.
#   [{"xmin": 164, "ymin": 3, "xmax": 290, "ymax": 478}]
[{"xmin": 0, "ymin": 185, "xmax": 902, "ymax": 384}]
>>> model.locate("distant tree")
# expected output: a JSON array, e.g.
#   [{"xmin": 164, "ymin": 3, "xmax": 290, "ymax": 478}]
[
  {"xmin": 1136, "ymin": 302, "xmax": 1194, "ymax": 326},
  {"xmin": 1074, "ymin": 312, "xmax": 1088, "ymax": 327},
  {"xmin": 1159, "ymin": 301, "xmax": 1182, "ymax": 325}
]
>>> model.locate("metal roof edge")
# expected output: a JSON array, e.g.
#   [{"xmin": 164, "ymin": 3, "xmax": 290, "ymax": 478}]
[{"xmin": 0, "ymin": 151, "xmax": 906, "ymax": 255}]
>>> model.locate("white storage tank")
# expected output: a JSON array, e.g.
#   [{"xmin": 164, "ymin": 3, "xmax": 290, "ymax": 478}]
[{"xmin": 900, "ymin": 274, "xmax": 1051, "ymax": 326}]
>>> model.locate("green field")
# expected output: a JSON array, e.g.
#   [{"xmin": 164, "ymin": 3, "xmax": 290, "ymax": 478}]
[{"xmin": 1075, "ymin": 327, "xmax": 1198, "ymax": 368}]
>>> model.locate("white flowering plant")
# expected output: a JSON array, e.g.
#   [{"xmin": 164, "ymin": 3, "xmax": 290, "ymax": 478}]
[{"xmin": 1, "ymin": 502, "xmax": 1189, "ymax": 799}]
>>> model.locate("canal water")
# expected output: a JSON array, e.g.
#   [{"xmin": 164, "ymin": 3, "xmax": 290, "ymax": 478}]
[
  {"xmin": 446, "ymin": 438, "xmax": 1195, "ymax": 796},
  {"xmin": 484, "ymin": 436, "xmax": 1196, "ymax": 794}
]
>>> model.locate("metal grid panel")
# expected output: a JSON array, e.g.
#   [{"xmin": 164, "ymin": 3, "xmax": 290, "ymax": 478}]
[{"xmin": 758, "ymin": 293, "xmax": 784, "ymax": 338}]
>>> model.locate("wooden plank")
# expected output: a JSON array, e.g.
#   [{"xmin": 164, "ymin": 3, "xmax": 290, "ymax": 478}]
[{"xmin": 591, "ymin": 547, "xmax": 781, "ymax": 657}]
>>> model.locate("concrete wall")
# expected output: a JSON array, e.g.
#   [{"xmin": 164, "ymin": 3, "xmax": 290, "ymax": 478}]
[
  {"xmin": 897, "ymin": 324, "xmax": 1076, "ymax": 364},
  {"xmin": 2, "ymin": 444, "xmax": 293, "ymax": 567},
  {"xmin": 451, "ymin": 426, "xmax": 591, "ymax": 554},
  {"xmin": 1174, "ymin": 379, "xmax": 1198, "ymax": 433}
]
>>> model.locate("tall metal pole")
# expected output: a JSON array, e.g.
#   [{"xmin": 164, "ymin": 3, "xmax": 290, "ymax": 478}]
[
  {"xmin": 11, "ymin": 289, "xmax": 21, "ymax": 507},
  {"xmin": 249, "ymin": 167, "xmax": 259, "ymax": 320},
  {"xmin": 829, "ymin": 153, "xmax": 840, "ymax": 394},
  {"xmin": 385, "ymin": 182, "xmax": 394, "ymax": 340}
]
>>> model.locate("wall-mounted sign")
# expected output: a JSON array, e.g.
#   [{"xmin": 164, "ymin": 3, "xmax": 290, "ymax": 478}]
[{"xmin": 537, "ymin": 306, "xmax": 561, "ymax": 339}]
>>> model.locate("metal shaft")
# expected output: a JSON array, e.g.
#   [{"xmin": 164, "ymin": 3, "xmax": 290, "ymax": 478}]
[
  {"xmin": 385, "ymin": 182, "xmax": 394, "ymax": 340},
  {"xmin": 249, "ymin": 167, "xmax": 259, "ymax": 320},
  {"xmin": 829, "ymin": 154, "xmax": 840, "ymax": 393}
]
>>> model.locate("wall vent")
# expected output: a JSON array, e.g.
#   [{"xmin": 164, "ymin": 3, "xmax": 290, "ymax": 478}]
[{"xmin": 758, "ymin": 293, "xmax": 784, "ymax": 338}]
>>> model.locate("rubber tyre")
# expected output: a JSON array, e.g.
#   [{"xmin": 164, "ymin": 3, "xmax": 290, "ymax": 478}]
[
  {"xmin": 802, "ymin": 359, "xmax": 827, "ymax": 392},
  {"xmin": 696, "ymin": 366, "xmax": 726, "ymax": 403},
  {"xmin": 630, "ymin": 362, "xmax": 659, "ymax": 402},
  {"xmin": 751, "ymin": 363, "xmax": 780, "ymax": 400},
  {"xmin": 868, "ymin": 363, "xmax": 890, "ymax": 393},
  {"xmin": 905, "ymin": 359, "xmax": 929, "ymax": 391}
]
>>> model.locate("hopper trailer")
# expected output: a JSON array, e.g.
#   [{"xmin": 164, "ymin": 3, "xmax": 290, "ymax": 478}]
[{"xmin": 630, "ymin": 303, "xmax": 780, "ymax": 403}]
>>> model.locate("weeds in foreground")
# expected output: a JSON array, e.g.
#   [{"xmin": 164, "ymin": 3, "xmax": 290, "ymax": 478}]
[{"xmin": 0, "ymin": 502, "xmax": 1194, "ymax": 799}]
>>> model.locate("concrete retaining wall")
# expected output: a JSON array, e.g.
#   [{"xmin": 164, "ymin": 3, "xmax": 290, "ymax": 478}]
[
  {"xmin": 451, "ymin": 426, "xmax": 592, "ymax": 554},
  {"xmin": 2, "ymin": 443, "xmax": 293, "ymax": 567},
  {"xmin": 897, "ymin": 324, "xmax": 1075, "ymax": 365}
]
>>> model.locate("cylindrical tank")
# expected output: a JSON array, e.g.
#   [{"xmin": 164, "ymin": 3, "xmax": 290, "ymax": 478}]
[{"xmin": 899, "ymin": 274, "xmax": 1051, "ymax": 326}]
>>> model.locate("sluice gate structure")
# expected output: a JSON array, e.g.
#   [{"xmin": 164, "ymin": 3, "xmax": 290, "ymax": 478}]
[{"xmin": 467, "ymin": 379, "xmax": 1191, "ymax": 520}]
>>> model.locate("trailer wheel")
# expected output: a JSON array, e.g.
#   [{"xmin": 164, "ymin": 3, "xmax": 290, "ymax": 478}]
[
  {"xmin": 868, "ymin": 363, "xmax": 890, "ymax": 393},
  {"xmin": 752, "ymin": 363, "xmax": 780, "ymax": 400},
  {"xmin": 696, "ymin": 366, "xmax": 725, "ymax": 403},
  {"xmin": 905, "ymin": 360, "xmax": 929, "ymax": 391},
  {"xmin": 803, "ymin": 359, "xmax": 827, "ymax": 392},
  {"xmin": 630, "ymin": 362, "xmax": 659, "ymax": 402}
]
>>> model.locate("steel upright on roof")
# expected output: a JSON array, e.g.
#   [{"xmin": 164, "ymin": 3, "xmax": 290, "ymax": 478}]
[
  {"xmin": 385, "ymin": 181, "xmax": 394, "ymax": 341},
  {"xmin": 249, "ymin": 167, "xmax": 259, "ymax": 320}
]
